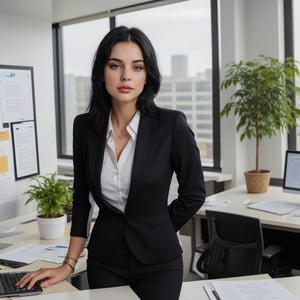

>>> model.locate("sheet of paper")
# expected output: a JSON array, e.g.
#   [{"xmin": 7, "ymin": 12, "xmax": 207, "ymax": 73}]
[
  {"xmin": 211, "ymin": 279, "xmax": 298, "ymax": 300},
  {"xmin": 0, "ymin": 243, "xmax": 69, "ymax": 264},
  {"xmin": 0, "ymin": 128, "xmax": 16, "ymax": 204},
  {"xmin": 204, "ymin": 198, "xmax": 230, "ymax": 207},
  {"xmin": 11, "ymin": 121, "xmax": 39, "ymax": 179}
]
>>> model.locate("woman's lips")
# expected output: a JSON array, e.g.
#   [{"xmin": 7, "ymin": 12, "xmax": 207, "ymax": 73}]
[{"xmin": 118, "ymin": 86, "xmax": 133, "ymax": 93}]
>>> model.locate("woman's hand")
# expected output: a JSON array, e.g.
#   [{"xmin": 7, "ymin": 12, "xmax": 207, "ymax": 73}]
[{"xmin": 16, "ymin": 264, "xmax": 73, "ymax": 290}]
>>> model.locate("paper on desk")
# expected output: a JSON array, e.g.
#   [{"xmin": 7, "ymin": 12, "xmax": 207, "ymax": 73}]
[
  {"xmin": 210, "ymin": 279, "xmax": 298, "ymax": 300},
  {"xmin": 0, "ymin": 243, "xmax": 69, "ymax": 264},
  {"xmin": 204, "ymin": 199, "xmax": 230, "ymax": 207}
]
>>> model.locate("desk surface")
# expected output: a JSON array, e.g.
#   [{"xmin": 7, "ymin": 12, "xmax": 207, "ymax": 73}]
[
  {"xmin": 0, "ymin": 216, "xmax": 82, "ymax": 298},
  {"xmin": 198, "ymin": 185, "xmax": 300, "ymax": 233},
  {"xmin": 12, "ymin": 274, "xmax": 300, "ymax": 300},
  {"xmin": 0, "ymin": 217, "xmax": 86, "ymax": 274}
]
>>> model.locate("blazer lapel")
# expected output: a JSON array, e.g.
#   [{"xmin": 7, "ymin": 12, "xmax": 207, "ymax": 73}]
[
  {"xmin": 126, "ymin": 114, "xmax": 156, "ymax": 205},
  {"xmin": 88, "ymin": 121, "xmax": 107, "ymax": 198}
]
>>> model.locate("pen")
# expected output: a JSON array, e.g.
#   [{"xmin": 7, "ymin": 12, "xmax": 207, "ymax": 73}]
[
  {"xmin": 211, "ymin": 289, "xmax": 221, "ymax": 300},
  {"xmin": 21, "ymin": 218, "xmax": 36, "ymax": 224},
  {"xmin": 209, "ymin": 283, "xmax": 221, "ymax": 300}
]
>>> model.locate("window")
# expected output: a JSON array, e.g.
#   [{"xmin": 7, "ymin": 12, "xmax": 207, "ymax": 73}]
[
  {"xmin": 55, "ymin": 19, "xmax": 109, "ymax": 156},
  {"xmin": 177, "ymin": 96, "xmax": 193, "ymax": 102},
  {"xmin": 285, "ymin": 0, "xmax": 300, "ymax": 149},
  {"xmin": 177, "ymin": 105, "xmax": 192, "ymax": 111},
  {"xmin": 117, "ymin": 0, "xmax": 219, "ymax": 168},
  {"xmin": 54, "ymin": 0, "xmax": 220, "ymax": 170},
  {"xmin": 292, "ymin": 1, "xmax": 300, "ymax": 149},
  {"xmin": 160, "ymin": 82, "xmax": 172, "ymax": 92},
  {"xmin": 196, "ymin": 81, "xmax": 211, "ymax": 91},
  {"xmin": 176, "ymin": 82, "xmax": 192, "ymax": 92}
]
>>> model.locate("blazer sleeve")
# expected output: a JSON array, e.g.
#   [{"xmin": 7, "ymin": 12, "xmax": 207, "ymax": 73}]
[
  {"xmin": 168, "ymin": 112, "xmax": 206, "ymax": 231},
  {"xmin": 70, "ymin": 115, "xmax": 92, "ymax": 238}
]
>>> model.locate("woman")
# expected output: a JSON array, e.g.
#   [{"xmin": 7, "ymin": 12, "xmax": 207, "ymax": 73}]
[{"xmin": 18, "ymin": 26, "xmax": 206, "ymax": 300}]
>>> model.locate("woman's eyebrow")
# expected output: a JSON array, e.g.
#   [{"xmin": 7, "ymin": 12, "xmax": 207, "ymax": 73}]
[
  {"xmin": 108, "ymin": 58, "xmax": 144, "ymax": 63},
  {"xmin": 108, "ymin": 58, "xmax": 122, "ymax": 62}
]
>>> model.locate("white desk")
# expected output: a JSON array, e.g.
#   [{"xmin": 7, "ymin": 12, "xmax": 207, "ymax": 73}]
[
  {"xmin": 180, "ymin": 274, "xmax": 300, "ymax": 300},
  {"xmin": 0, "ymin": 215, "xmax": 84, "ymax": 298},
  {"xmin": 190, "ymin": 185, "xmax": 300, "ymax": 272},
  {"xmin": 0, "ymin": 216, "xmax": 86, "ymax": 274},
  {"xmin": 17, "ymin": 285, "xmax": 139, "ymax": 300},
  {"xmin": 198, "ymin": 185, "xmax": 300, "ymax": 232},
  {"xmin": 13, "ymin": 274, "xmax": 300, "ymax": 299}
]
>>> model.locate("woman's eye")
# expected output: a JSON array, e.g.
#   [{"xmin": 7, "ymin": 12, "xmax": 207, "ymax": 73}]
[
  {"xmin": 109, "ymin": 63, "xmax": 120, "ymax": 70},
  {"xmin": 134, "ymin": 65, "xmax": 144, "ymax": 71}
]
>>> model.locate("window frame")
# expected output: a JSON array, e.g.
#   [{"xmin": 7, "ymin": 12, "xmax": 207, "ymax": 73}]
[
  {"xmin": 52, "ymin": 0, "xmax": 221, "ymax": 171},
  {"xmin": 284, "ymin": 0, "xmax": 297, "ymax": 150}
]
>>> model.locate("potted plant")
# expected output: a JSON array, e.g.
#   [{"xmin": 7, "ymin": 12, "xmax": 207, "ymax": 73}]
[
  {"xmin": 24, "ymin": 172, "xmax": 73, "ymax": 239},
  {"xmin": 220, "ymin": 55, "xmax": 300, "ymax": 193}
]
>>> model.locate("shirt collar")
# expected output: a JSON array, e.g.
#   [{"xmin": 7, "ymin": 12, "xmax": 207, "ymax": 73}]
[
  {"xmin": 127, "ymin": 110, "xmax": 140, "ymax": 140},
  {"xmin": 107, "ymin": 110, "xmax": 140, "ymax": 140}
]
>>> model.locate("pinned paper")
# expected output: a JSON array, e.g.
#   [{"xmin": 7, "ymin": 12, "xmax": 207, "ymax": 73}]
[
  {"xmin": 0, "ymin": 130, "xmax": 9, "ymax": 141},
  {"xmin": 0, "ymin": 156, "xmax": 8, "ymax": 173}
]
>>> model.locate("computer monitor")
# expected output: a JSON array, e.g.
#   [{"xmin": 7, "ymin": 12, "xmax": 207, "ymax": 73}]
[{"xmin": 283, "ymin": 150, "xmax": 300, "ymax": 194}]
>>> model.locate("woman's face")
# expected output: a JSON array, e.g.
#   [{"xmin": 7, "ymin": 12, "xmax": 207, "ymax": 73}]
[{"xmin": 104, "ymin": 41, "xmax": 147, "ymax": 107}]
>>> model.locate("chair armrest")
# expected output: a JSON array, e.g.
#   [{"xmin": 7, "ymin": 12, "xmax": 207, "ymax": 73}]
[
  {"xmin": 262, "ymin": 244, "xmax": 283, "ymax": 259},
  {"xmin": 195, "ymin": 243, "xmax": 209, "ymax": 254}
]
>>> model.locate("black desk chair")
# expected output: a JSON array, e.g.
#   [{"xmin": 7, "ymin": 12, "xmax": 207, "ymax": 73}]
[{"xmin": 196, "ymin": 210, "xmax": 290, "ymax": 279}]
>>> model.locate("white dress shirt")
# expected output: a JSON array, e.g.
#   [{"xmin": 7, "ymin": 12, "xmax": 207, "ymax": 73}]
[{"xmin": 100, "ymin": 111, "xmax": 140, "ymax": 212}]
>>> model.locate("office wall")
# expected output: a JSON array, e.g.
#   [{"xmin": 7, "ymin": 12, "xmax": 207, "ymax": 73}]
[
  {"xmin": 220, "ymin": 0, "xmax": 286, "ymax": 187},
  {"xmin": 0, "ymin": 0, "xmax": 57, "ymax": 220}
]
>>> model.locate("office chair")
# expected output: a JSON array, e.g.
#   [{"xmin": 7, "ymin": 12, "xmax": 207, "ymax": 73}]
[{"xmin": 196, "ymin": 210, "xmax": 290, "ymax": 279}]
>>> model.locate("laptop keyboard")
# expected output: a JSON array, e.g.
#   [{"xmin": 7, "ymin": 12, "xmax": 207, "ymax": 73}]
[{"xmin": 0, "ymin": 272, "xmax": 42, "ymax": 298}]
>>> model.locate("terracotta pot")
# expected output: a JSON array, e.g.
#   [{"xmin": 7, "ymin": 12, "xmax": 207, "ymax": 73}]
[{"xmin": 244, "ymin": 170, "xmax": 271, "ymax": 193}]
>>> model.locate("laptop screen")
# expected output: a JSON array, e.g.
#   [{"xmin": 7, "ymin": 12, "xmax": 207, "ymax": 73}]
[{"xmin": 283, "ymin": 150, "xmax": 300, "ymax": 194}]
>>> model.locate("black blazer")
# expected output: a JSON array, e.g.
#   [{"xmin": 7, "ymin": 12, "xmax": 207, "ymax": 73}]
[{"xmin": 70, "ymin": 108, "xmax": 206, "ymax": 264}]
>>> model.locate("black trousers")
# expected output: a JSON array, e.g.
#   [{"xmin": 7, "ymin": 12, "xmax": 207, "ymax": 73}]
[{"xmin": 87, "ymin": 240, "xmax": 183, "ymax": 300}]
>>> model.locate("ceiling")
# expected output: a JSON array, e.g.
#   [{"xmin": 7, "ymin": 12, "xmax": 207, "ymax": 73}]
[
  {"xmin": 0, "ymin": 0, "xmax": 153, "ymax": 23},
  {"xmin": 52, "ymin": 0, "xmax": 153, "ymax": 23}
]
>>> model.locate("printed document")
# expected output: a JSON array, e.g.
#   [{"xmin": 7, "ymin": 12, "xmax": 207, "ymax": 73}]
[{"xmin": 206, "ymin": 279, "xmax": 298, "ymax": 300}]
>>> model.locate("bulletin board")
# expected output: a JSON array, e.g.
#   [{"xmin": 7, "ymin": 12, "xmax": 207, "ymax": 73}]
[{"xmin": 0, "ymin": 65, "xmax": 39, "ymax": 204}]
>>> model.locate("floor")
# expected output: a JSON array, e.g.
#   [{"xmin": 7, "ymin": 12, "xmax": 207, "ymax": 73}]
[{"xmin": 180, "ymin": 234, "xmax": 202, "ymax": 282}]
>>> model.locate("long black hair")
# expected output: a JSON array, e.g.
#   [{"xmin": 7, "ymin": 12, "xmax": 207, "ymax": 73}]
[{"xmin": 88, "ymin": 26, "xmax": 161, "ymax": 124}]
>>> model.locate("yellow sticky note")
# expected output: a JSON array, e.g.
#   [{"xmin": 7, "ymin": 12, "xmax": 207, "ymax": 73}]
[
  {"xmin": 0, "ymin": 156, "xmax": 8, "ymax": 173},
  {"xmin": 0, "ymin": 130, "xmax": 9, "ymax": 142}
]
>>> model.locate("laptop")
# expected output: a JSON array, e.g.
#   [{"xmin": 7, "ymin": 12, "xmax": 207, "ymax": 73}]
[
  {"xmin": 248, "ymin": 150, "xmax": 300, "ymax": 215},
  {"xmin": 283, "ymin": 150, "xmax": 300, "ymax": 194},
  {"xmin": 0, "ymin": 272, "xmax": 42, "ymax": 298}
]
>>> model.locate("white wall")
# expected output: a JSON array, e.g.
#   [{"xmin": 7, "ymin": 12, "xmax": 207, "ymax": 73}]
[
  {"xmin": 220, "ymin": 0, "xmax": 287, "ymax": 187},
  {"xmin": 0, "ymin": 0, "xmax": 57, "ymax": 220}
]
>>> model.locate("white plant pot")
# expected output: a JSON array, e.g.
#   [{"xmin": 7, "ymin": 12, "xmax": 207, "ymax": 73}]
[{"xmin": 37, "ymin": 213, "xmax": 66, "ymax": 240}]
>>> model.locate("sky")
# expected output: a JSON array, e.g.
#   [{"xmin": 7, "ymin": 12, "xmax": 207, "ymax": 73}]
[{"xmin": 62, "ymin": 0, "xmax": 212, "ymax": 77}]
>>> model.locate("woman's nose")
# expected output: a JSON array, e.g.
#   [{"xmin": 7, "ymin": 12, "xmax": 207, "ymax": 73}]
[{"xmin": 121, "ymin": 67, "xmax": 131, "ymax": 81}]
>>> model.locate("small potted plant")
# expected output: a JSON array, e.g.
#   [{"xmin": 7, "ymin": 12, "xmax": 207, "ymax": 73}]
[
  {"xmin": 24, "ymin": 172, "xmax": 73, "ymax": 239},
  {"xmin": 221, "ymin": 55, "xmax": 300, "ymax": 193}
]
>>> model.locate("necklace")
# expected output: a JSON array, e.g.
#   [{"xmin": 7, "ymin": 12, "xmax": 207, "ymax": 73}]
[{"xmin": 115, "ymin": 132, "xmax": 128, "ymax": 139}]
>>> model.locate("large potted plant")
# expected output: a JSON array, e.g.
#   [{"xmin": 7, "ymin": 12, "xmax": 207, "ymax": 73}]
[
  {"xmin": 24, "ymin": 172, "xmax": 73, "ymax": 239},
  {"xmin": 220, "ymin": 55, "xmax": 300, "ymax": 193}
]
